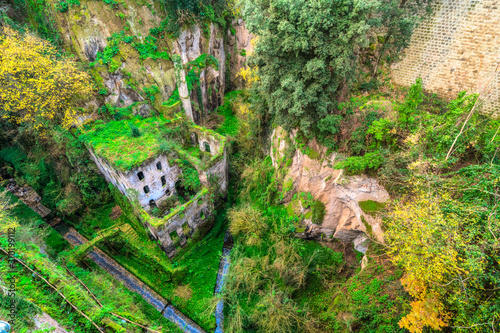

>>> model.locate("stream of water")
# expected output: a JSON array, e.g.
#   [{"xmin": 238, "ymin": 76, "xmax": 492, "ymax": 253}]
[{"xmin": 214, "ymin": 232, "xmax": 233, "ymax": 333}]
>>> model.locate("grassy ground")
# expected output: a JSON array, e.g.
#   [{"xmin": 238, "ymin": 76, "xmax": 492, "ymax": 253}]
[
  {"xmin": 80, "ymin": 116, "xmax": 184, "ymax": 171},
  {"xmin": 68, "ymin": 199, "xmax": 227, "ymax": 331},
  {"xmin": 1, "ymin": 187, "xmax": 183, "ymax": 333}
]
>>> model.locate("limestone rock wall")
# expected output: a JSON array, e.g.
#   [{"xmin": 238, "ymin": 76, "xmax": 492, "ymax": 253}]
[
  {"xmin": 52, "ymin": 2, "xmax": 252, "ymax": 119},
  {"xmin": 392, "ymin": 0, "xmax": 500, "ymax": 117},
  {"xmin": 172, "ymin": 23, "xmax": 226, "ymax": 122},
  {"xmin": 271, "ymin": 127, "xmax": 389, "ymax": 247},
  {"xmin": 227, "ymin": 19, "xmax": 254, "ymax": 89}
]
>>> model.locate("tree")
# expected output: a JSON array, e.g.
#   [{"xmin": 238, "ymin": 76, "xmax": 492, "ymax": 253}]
[
  {"xmin": 386, "ymin": 190, "xmax": 500, "ymax": 332},
  {"xmin": 240, "ymin": 0, "xmax": 431, "ymax": 138},
  {"xmin": 0, "ymin": 27, "xmax": 92, "ymax": 134}
]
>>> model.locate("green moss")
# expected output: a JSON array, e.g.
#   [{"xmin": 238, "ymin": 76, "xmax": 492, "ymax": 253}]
[
  {"xmin": 101, "ymin": 317, "xmax": 126, "ymax": 332},
  {"xmin": 81, "ymin": 116, "xmax": 182, "ymax": 171},
  {"xmin": 311, "ymin": 200, "xmax": 326, "ymax": 225},
  {"xmin": 143, "ymin": 188, "xmax": 209, "ymax": 228},
  {"xmin": 359, "ymin": 200, "xmax": 385, "ymax": 216},
  {"xmin": 286, "ymin": 199, "xmax": 300, "ymax": 217},
  {"xmin": 306, "ymin": 147, "xmax": 321, "ymax": 160},
  {"xmin": 165, "ymin": 88, "xmax": 180, "ymax": 106},
  {"xmin": 361, "ymin": 215, "xmax": 373, "ymax": 236},
  {"xmin": 283, "ymin": 177, "xmax": 293, "ymax": 194}
]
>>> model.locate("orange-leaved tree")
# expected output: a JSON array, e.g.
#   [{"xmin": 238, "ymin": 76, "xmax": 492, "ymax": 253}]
[{"xmin": 0, "ymin": 26, "xmax": 92, "ymax": 133}]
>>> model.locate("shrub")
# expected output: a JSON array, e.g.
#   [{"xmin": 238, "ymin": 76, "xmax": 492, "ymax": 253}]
[
  {"xmin": 335, "ymin": 151, "xmax": 384, "ymax": 174},
  {"xmin": 398, "ymin": 78, "xmax": 424, "ymax": 127},
  {"xmin": 228, "ymin": 204, "xmax": 267, "ymax": 241},
  {"xmin": 129, "ymin": 123, "xmax": 141, "ymax": 137},
  {"xmin": 57, "ymin": 1, "xmax": 69, "ymax": 12}
]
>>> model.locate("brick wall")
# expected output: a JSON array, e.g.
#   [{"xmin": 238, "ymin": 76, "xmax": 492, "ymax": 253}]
[{"xmin": 392, "ymin": 0, "xmax": 500, "ymax": 117}]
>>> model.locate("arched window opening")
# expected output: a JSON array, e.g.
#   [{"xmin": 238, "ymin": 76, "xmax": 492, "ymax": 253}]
[
  {"xmin": 166, "ymin": 188, "xmax": 171, "ymax": 196},
  {"xmin": 143, "ymin": 185, "xmax": 150, "ymax": 194},
  {"xmin": 203, "ymin": 142, "xmax": 211, "ymax": 153},
  {"xmin": 137, "ymin": 172, "xmax": 145, "ymax": 181},
  {"xmin": 156, "ymin": 162, "xmax": 162, "ymax": 170},
  {"xmin": 161, "ymin": 176, "xmax": 166, "ymax": 186}
]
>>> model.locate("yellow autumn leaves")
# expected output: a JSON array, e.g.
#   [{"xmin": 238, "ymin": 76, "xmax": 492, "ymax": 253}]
[
  {"xmin": 0, "ymin": 26, "xmax": 92, "ymax": 132},
  {"xmin": 386, "ymin": 190, "xmax": 488, "ymax": 333}
]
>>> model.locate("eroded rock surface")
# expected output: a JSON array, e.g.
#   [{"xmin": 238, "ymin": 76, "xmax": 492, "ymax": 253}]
[
  {"xmin": 274, "ymin": 127, "xmax": 389, "ymax": 249},
  {"xmin": 227, "ymin": 19, "xmax": 254, "ymax": 89},
  {"xmin": 52, "ymin": 3, "xmax": 251, "ymax": 120}
]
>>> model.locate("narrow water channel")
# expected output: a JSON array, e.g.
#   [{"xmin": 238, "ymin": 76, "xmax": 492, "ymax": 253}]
[
  {"xmin": 5, "ymin": 177, "xmax": 237, "ymax": 333},
  {"xmin": 214, "ymin": 232, "xmax": 233, "ymax": 333},
  {"xmin": 63, "ymin": 228, "xmax": 207, "ymax": 333}
]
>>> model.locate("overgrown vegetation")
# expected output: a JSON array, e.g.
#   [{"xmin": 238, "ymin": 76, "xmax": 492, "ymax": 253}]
[
  {"xmin": 241, "ymin": 0, "xmax": 432, "ymax": 141},
  {"xmin": 2, "ymin": 0, "xmax": 500, "ymax": 332},
  {"xmin": 159, "ymin": 0, "xmax": 234, "ymax": 36},
  {"xmin": 219, "ymin": 156, "xmax": 407, "ymax": 332},
  {"xmin": 81, "ymin": 116, "xmax": 183, "ymax": 170},
  {"xmin": 0, "ymin": 188, "xmax": 181, "ymax": 333}
]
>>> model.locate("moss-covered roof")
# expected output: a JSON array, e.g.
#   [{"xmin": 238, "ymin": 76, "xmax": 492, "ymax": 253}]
[
  {"xmin": 81, "ymin": 116, "xmax": 178, "ymax": 171},
  {"xmin": 82, "ymin": 115, "xmax": 227, "ymax": 173}
]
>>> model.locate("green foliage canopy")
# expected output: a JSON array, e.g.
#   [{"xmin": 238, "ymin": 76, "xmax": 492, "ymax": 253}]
[{"xmin": 241, "ymin": 0, "xmax": 431, "ymax": 138}]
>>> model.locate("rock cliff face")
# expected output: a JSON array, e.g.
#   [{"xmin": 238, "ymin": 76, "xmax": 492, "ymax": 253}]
[
  {"xmin": 51, "ymin": 1, "xmax": 252, "ymax": 119},
  {"xmin": 227, "ymin": 19, "xmax": 254, "ymax": 88},
  {"xmin": 271, "ymin": 127, "xmax": 389, "ymax": 252}
]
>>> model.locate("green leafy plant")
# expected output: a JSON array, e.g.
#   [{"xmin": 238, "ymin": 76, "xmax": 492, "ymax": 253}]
[
  {"xmin": 142, "ymin": 85, "xmax": 160, "ymax": 103},
  {"xmin": 129, "ymin": 123, "xmax": 141, "ymax": 137},
  {"xmin": 57, "ymin": 0, "xmax": 69, "ymax": 11},
  {"xmin": 311, "ymin": 200, "xmax": 326, "ymax": 225},
  {"xmin": 335, "ymin": 151, "xmax": 384, "ymax": 174}
]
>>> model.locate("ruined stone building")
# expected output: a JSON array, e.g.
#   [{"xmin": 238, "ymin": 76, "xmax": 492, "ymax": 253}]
[{"xmin": 85, "ymin": 117, "xmax": 228, "ymax": 258}]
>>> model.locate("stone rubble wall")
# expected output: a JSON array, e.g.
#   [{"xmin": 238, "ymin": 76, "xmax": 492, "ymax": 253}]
[
  {"xmin": 144, "ymin": 189, "xmax": 212, "ymax": 258},
  {"xmin": 192, "ymin": 127, "xmax": 228, "ymax": 193},
  {"xmin": 88, "ymin": 150, "xmax": 181, "ymax": 208},
  {"xmin": 200, "ymin": 149, "xmax": 228, "ymax": 193},
  {"xmin": 392, "ymin": 0, "xmax": 500, "ymax": 117}
]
